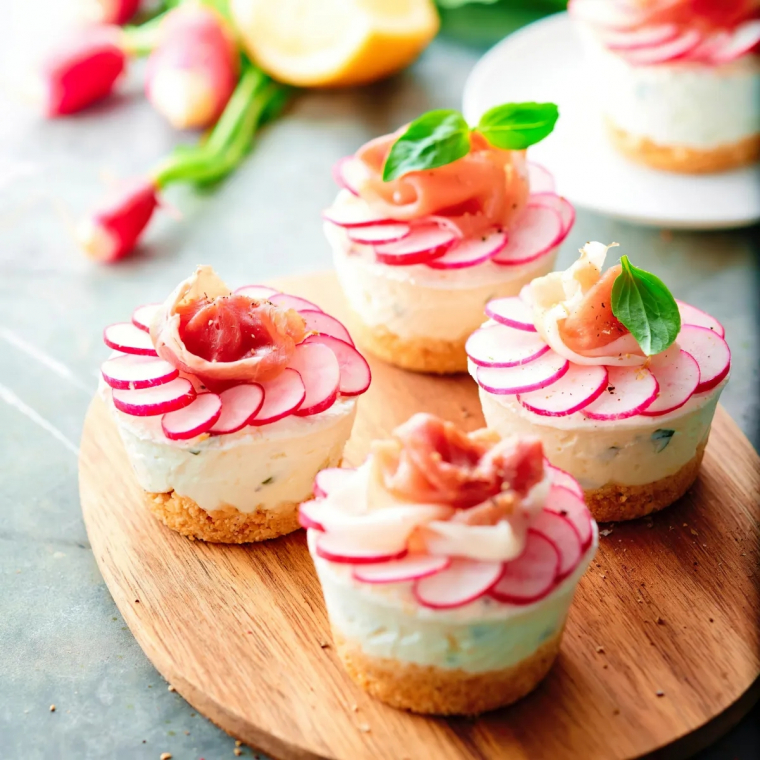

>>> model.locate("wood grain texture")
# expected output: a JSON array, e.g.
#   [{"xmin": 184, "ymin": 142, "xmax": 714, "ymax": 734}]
[{"xmin": 79, "ymin": 273, "xmax": 760, "ymax": 760}]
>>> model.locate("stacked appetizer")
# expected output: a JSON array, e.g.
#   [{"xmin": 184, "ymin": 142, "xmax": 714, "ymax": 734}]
[
  {"xmin": 324, "ymin": 103, "xmax": 574, "ymax": 373},
  {"xmin": 468, "ymin": 242, "xmax": 730, "ymax": 522},
  {"xmin": 570, "ymin": 0, "xmax": 760, "ymax": 173},
  {"xmin": 301, "ymin": 414, "xmax": 597, "ymax": 715},
  {"xmin": 99, "ymin": 266, "xmax": 371, "ymax": 543}
]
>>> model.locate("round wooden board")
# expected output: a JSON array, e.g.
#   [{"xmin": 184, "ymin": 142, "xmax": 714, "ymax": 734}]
[{"xmin": 79, "ymin": 273, "xmax": 760, "ymax": 760}]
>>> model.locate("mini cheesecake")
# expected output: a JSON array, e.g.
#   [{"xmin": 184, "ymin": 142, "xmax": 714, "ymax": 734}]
[
  {"xmin": 469, "ymin": 242, "xmax": 730, "ymax": 522},
  {"xmin": 570, "ymin": 0, "xmax": 760, "ymax": 173},
  {"xmin": 301, "ymin": 414, "xmax": 597, "ymax": 715},
  {"xmin": 99, "ymin": 266, "xmax": 370, "ymax": 543}
]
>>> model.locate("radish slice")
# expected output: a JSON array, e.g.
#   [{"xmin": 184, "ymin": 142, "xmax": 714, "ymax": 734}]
[
  {"xmin": 353, "ymin": 554, "xmax": 451, "ymax": 584},
  {"xmin": 640, "ymin": 349, "xmax": 700, "ymax": 417},
  {"xmin": 485, "ymin": 296, "xmax": 537, "ymax": 332},
  {"xmin": 546, "ymin": 461, "xmax": 584, "ymax": 500},
  {"xmin": 332, "ymin": 156, "xmax": 359, "ymax": 196},
  {"xmin": 101, "ymin": 354, "xmax": 178, "ymax": 390},
  {"xmin": 545, "ymin": 485, "xmax": 593, "ymax": 552},
  {"xmin": 582, "ymin": 366, "xmax": 658, "ymax": 421},
  {"xmin": 315, "ymin": 531, "xmax": 408, "ymax": 565},
  {"xmin": 289, "ymin": 343, "xmax": 340, "ymax": 416},
  {"xmin": 250, "ymin": 368, "xmax": 306, "ymax": 426},
  {"xmin": 530, "ymin": 510, "xmax": 582, "ymax": 581},
  {"xmin": 677, "ymin": 300, "xmax": 724, "ymax": 338},
  {"xmin": 569, "ymin": 0, "xmax": 646, "ymax": 29},
  {"xmin": 676, "ymin": 325, "xmax": 731, "ymax": 394},
  {"xmin": 413, "ymin": 558, "xmax": 504, "ymax": 610},
  {"xmin": 491, "ymin": 205, "xmax": 562, "ymax": 266},
  {"xmin": 269, "ymin": 293, "xmax": 322, "ymax": 313},
  {"xmin": 131, "ymin": 303, "xmax": 162, "ymax": 333},
  {"xmin": 425, "ymin": 228, "xmax": 508, "ymax": 270},
  {"xmin": 161, "ymin": 392, "xmax": 222, "ymax": 441},
  {"xmin": 602, "ymin": 23, "xmax": 679, "ymax": 50},
  {"xmin": 300, "ymin": 310, "xmax": 354, "ymax": 346},
  {"xmin": 314, "ymin": 467, "xmax": 357, "ymax": 499},
  {"xmin": 489, "ymin": 531, "xmax": 560, "ymax": 605},
  {"xmin": 234, "ymin": 284, "xmax": 280, "ymax": 300},
  {"xmin": 466, "ymin": 324, "xmax": 549, "ymax": 368},
  {"xmin": 209, "ymin": 383, "xmax": 264, "ymax": 435},
  {"xmin": 476, "ymin": 351, "xmax": 569, "ymax": 395},
  {"xmin": 103, "ymin": 322, "xmax": 157, "ymax": 356},
  {"xmin": 518, "ymin": 364, "xmax": 608, "ymax": 417},
  {"xmin": 528, "ymin": 193, "xmax": 575, "ymax": 241},
  {"xmin": 112, "ymin": 377, "xmax": 195, "ymax": 417},
  {"xmin": 373, "ymin": 223, "xmax": 457, "ymax": 266},
  {"xmin": 323, "ymin": 201, "xmax": 392, "ymax": 228},
  {"xmin": 622, "ymin": 29, "xmax": 702, "ymax": 65},
  {"xmin": 302, "ymin": 334, "xmax": 371, "ymax": 396},
  {"xmin": 299, "ymin": 501, "xmax": 325, "ymax": 531},
  {"xmin": 527, "ymin": 162, "xmax": 555, "ymax": 194},
  {"xmin": 709, "ymin": 19, "xmax": 760, "ymax": 64},
  {"xmin": 348, "ymin": 223, "xmax": 411, "ymax": 245}
]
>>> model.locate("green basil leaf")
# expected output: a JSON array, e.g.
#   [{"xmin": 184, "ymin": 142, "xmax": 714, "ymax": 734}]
[
  {"xmin": 476, "ymin": 102, "xmax": 559, "ymax": 150},
  {"xmin": 382, "ymin": 110, "xmax": 471, "ymax": 182},
  {"xmin": 611, "ymin": 256, "xmax": 681, "ymax": 356}
]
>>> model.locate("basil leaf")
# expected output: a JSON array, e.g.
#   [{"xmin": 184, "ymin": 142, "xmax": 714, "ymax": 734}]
[
  {"xmin": 611, "ymin": 256, "xmax": 681, "ymax": 356},
  {"xmin": 382, "ymin": 110, "xmax": 471, "ymax": 181},
  {"xmin": 476, "ymin": 102, "xmax": 559, "ymax": 150}
]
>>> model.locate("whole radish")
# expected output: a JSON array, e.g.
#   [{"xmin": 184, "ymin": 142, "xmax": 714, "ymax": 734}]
[{"xmin": 78, "ymin": 0, "xmax": 141, "ymax": 25}]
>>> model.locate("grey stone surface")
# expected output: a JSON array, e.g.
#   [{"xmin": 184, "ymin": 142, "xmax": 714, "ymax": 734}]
[{"xmin": 0, "ymin": 30, "xmax": 758, "ymax": 760}]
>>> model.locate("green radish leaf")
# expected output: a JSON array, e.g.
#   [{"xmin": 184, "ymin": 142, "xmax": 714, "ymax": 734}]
[{"xmin": 476, "ymin": 102, "xmax": 559, "ymax": 150}]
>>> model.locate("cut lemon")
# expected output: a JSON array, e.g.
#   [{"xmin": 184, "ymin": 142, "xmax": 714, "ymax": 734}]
[{"xmin": 230, "ymin": 0, "xmax": 440, "ymax": 87}]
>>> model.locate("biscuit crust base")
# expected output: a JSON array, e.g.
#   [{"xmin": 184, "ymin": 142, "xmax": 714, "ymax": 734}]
[
  {"xmin": 331, "ymin": 627, "xmax": 563, "ymax": 716},
  {"xmin": 607, "ymin": 121, "xmax": 760, "ymax": 174}
]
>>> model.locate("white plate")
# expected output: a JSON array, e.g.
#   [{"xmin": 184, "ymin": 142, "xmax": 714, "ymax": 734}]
[{"xmin": 462, "ymin": 13, "xmax": 760, "ymax": 230}]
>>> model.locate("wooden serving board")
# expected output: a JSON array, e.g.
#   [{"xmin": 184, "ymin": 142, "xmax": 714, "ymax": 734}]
[{"xmin": 79, "ymin": 273, "xmax": 760, "ymax": 760}]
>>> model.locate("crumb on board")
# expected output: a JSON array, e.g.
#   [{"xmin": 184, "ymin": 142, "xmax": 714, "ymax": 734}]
[
  {"xmin": 596, "ymin": 646, "xmax": 605, "ymax": 654},
  {"xmin": 49, "ymin": 705, "xmax": 56, "ymax": 712},
  {"xmin": 319, "ymin": 641, "xmax": 330, "ymax": 648},
  {"xmin": 168, "ymin": 685, "xmax": 176, "ymax": 693},
  {"xmin": 235, "ymin": 740, "xmax": 243, "ymax": 747},
  {"xmin": 234, "ymin": 749, "xmax": 243, "ymax": 757},
  {"xmin": 656, "ymin": 690, "xmax": 665, "ymax": 698},
  {"xmin": 160, "ymin": 754, "xmax": 172, "ymax": 760}
]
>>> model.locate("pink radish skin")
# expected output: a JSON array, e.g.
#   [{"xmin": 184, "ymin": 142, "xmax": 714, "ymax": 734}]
[
  {"xmin": 602, "ymin": 23, "xmax": 679, "ymax": 50},
  {"xmin": 709, "ymin": 19, "xmax": 760, "ymax": 64},
  {"xmin": 640, "ymin": 349, "xmax": 700, "ymax": 417},
  {"xmin": 373, "ymin": 223, "xmax": 457, "ymax": 266},
  {"xmin": 161, "ymin": 392, "xmax": 222, "ymax": 441},
  {"xmin": 426, "ymin": 228, "xmax": 508, "ymax": 270},
  {"xmin": 300, "ymin": 310, "xmax": 355, "ymax": 346},
  {"xmin": 485, "ymin": 296, "xmax": 537, "ymax": 332},
  {"xmin": 289, "ymin": 343, "xmax": 341, "ymax": 417},
  {"xmin": 546, "ymin": 461, "xmax": 584, "ymax": 500},
  {"xmin": 315, "ymin": 532, "xmax": 408, "ymax": 565},
  {"xmin": 676, "ymin": 325, "xmax": 731, "ymax": 394},
  {"xmin": 131, "ymin": 303, "xmax": 162, "ymax": 333},
  {"xmin": 466, "ymin": 324, "xmax": 550, "ymax": 368},
  {"xmin": 269, "ymin": 293, "xmax": 322, "ymax": 313},
  {"xmin": 527, "ymin": 162, "xmax": 555, "ymax": 194},
  {"xmin": 250, "ymin": 368, "xmax": 305, "ymax": 426},
  {"xmin": 489, "ymin": 531, "xmax": 560, "ymax": 605},
  {"xmin": 101, "ymin": 354, "xmax": 178, "ymax": 390},
  {"xmin": 209, "ymin": 383, "xmax": 265, "ymax": 435},
  {"xmin": 492, "ymin": 205, "xmax": 563, "ymax": 266},
  {"xmin": 332, "ymin": 156, "xmax": 359, "ymax": 196},
  {"xmin": 302, "ymin": 334, "xmax": 371, "ymax": 396},
  {"xmin": 622, "ymin": 29, "xmax": 703, "ymax": 65},
  {"xmin": 314, "ymin": 467, "xmax": 357, "ymax": 499},
  {"xmin": 112, "ymin": 377, "xmax": 195, "ymax": 417},
  {"xmin": 348, "ymin": 223, "xmax": 411, "ymax": 245},
  {"xmin": 413, "ymin": 559, "xmax": 504, "ymax": 610},
  {"xmin": 545, "ymin": 485, "xmax": 593, "ymax": 552},
  {"xmin": 676, "ymin": 300, "xmax": 724, "ymax": 338},
  {"xmin": 86, "ymin": 0, "xmax": 141, "ymax": 25},
  {"xmin": 234, "ymin": 284, "xmax": 280, "ymax": 301},
  {"xmin": 323, "ymin": 204, "xmax": 392, "ymax": 228},
  {"xmin": 518, "ymin": 364, "xmax": 608, "ymax": 417},
  {"xmin": 530, "ymin": 510, "xmax": 582, "ymax": 581},
  {"xmin": 476, "ymin": 351, "xmax": 569, "ymax": 395},
  {"xmin": 582, "ymin": 366, "xmax": 659, "ymax": 421},
  {"xmin": 299, "ymin": 502, "xmax": 325, "ymax": 532},
  {"xmin": 528, "ymin": 193, "xmax": 575, "ymax": 243},
  {"xmin": 104, "ymin": 322, "xmax": 158, "ymax": 356},
  {"xmin": 353, "ymin": 555, "xmax": 451, "ymax": 584}
]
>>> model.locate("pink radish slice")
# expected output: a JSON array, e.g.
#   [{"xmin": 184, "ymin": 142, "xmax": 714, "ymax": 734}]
[
  {"xmin": 348, "ymin": 223, "xmax": 410, "ymax": 245},
  {"xmin": 640, "ymin": 349, "xmax": 700, "ymax": 417},
  {"xmin": 582, "ymin": 366, "xmax": 658, "ymax": 421},
  {"xmin": 545, "ymin": 485, "xmax": 593, "ymax": 552},
  {"xmin": 332, "ymin": 156, "xmax": 359, "ymax": 196},
  {"xmin": 518, "ymin": 363, "xmax": 608, "ymax": 417},
  {"xmin": 250, "ymin": 368, "xmax": 305, "ymax": 426},
  {"xmin": 101, "ymin": 354, "xmax": 178, "ymax": 390},
  {"xmin": 527, "ymin": 162, "xmax": 555, "ymax": 194},
  {"xmin": 322, "ymin": 203, "xmax": 391, "ymax": 228},
  {"xmin": 709, "ymin": 19, "xmax": 760, "ymax": 64},
  {"xmin": 676, "ymin": 325, "xmax": 731, "ymax": 394},
  {"xmin": 302, "ymin": 334, "xmax": 371, "ymax": 396},
  {"xmin": 131, "ymin": 303, "xmax": 162, "ymax": 333},
  {"xmin": 466, "ymin": 324, "xmax": 549, "ymax": 368},
  {"xmin": 676, "ymin": 300, "xmax": 724, "ymax": 338},
  {"xmin": 413, "ymin": 558, "xmax": 504, "ymax": 610},
  {"xmin": 289, "ymin": 343, "xmax": 341, "ymax": 416},
  {"xmin": 209, "ymin": 383, "xmax": 264, "ymax": 435},
  {"xmin": 568, "ymin": 0, "xmax": 645, "ymax": 30},
  {"xmin": 234, "ymin": 284, "xmax": 280, "ymax": 300},
  {"xmin": 546, "ymin": 461, "xmax": 584, "ymax": 500},
  {"xmin": 622, "ymin": 29, "xmax": 702, "ymax": 65},
  {"xmin": 602, "ymin": 23, "xmax": 679, "ymax": 50},
  {"xmin": 476, "ymin": 351, "xmax": 569, "ymax": 395},
  {"xmin": 485, "ymin": 296, "xmax": 537, "ymax": 332},
  {"xmin": 491, "ymin": 205, "xmax": 562, "ymax": 266},
  {"xmin": 489, "ymin": 531, "xmax": 560, "ymax": 605},
  {"xmin": 269, "ymin": 293, "xmax": 322, "ymax": 313},
  {"xmin": 530, "ymin": 510, "xmax": 582, "ymax": 581},
  {"xmin": 112, "ymin": 377, "xmax": 195, "ymax": 417},
  {"xmin": 299, "ymin": 501, "xmax": 324, "ymax": 531},
  {"xmin": 315, "ymin": 531, "xmax": 407, "ymax": 565},
  {"xmin": 300, "ymin": 310, "xmax": 354, "ymax": 346},
  {"xmin": 103, "ymin": 322, "xmax": 157, "ymax": 356},
  {"xmin": 373, "ymin": 223, "xmax": 457, "ymax": 266},
  {"xmin": 314, "ymin": 467, "xmax": 357, "ymax": 499},
  {"xmin": 353, "ymin": 554, "xmax": 451, "ymax": 584},
  {"xmin": 426, "ymin": 228, "xmax": 508, "ymax": 270},
  {"xmin": 161, "ymin": 392, "xmax": 222, "ymax": 441},
  {"xmin": 528, "ymin": 193, "xmax": 575, "ymax": 241}
]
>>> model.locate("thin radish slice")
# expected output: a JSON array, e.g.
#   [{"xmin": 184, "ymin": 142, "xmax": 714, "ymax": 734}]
[
  {"xmin": 299, "ymin": 501, "xmax": 325, "ymax": 531},
  {"xmin": 569, "ymin": 0, "xmax": 646, "ymax": 29},
  {"xmin": 131, "ymin": 303, "xmax": 162, "ymax": 333},
  {"xmin": 676, "ymin": 300, "xmax": 724, "ymax": 338},
  {"xmin": 302, "ymin": 334, "xmax": 371, "ymax": 396},
  {"xmin": 332, "ymin": 156, "xmax": 359, "ymax": 196},
  {"xmin": 289, "ymin": 343, "xmax": 340, "ymax": 416},
  {"xmin": 101, "ymin": 354, "xmax": 178, "ymax": 390},
  {"xmin": 602, "ymin": 23, "xmax": 679, "ymax": 50},
  {"xmin": 709, "ymin": 19, "xmax": 760, "ymax": 64},
  {"xmin": 530, "ymin": 510, "xmax": 582, "ymax": 581},
  {"xmin": 323, "ymin": 201, "xmax": 392, "ymax": 228},
  {"xmin": 353, "ymin": 554, "xmax": 451, "ymax": 584},
  {"xmin": 103, "ymin": 322, "xmax": 157, "ymax": 356},
  {"xmin": 486, "ymin": 296, "xmax": 537, "ymax": 332},
  {"xmin": 315, "ymin": 531, "xmax": 407, "ymax": 565},
  {"xmin": 413, "ymin": 558, "xmax": 504, "ymax": 610},
  {"xmin": 545, "ymin": 485, "xmax": 593, "ymax": 552},
  {"xmin": 676, "ymin": 325, "xmax": 731, "ymax": 394},
  {"xmin": 518, "ymin": 364, "xmax": 608, "ymax": 417},
  {"xmin": 622, "ymin": 29, "xmax": 702, "ymax": 65},
  {"xmin": 300, "ymin": 310, "xmax": 354, "ymax": 346},
  {"xmin": 528, "ymin": 193, "xmax": 575, "ymax": 241},
  {"xmin": 112, "ymin": 377, "xmax": 195, "ymax": 417},
  {"xmin": 234, "ymin": 284, "xmax": 280, "ymax": 300},
  {"xmin": 348, "ymin": 223, "xmax": 410, "ymax": 245},
  {"xmin": 161, "ymin": 393, "xmax": 222, "ymax": 441},
  {"xmin": 209, "ymin": 383, "xmax": 264, "ymax": 435},
  {"xmin": 426, "ymin": 228, "xmax": 508, "ymax": 270},
  {"xmin": 250, "ymin": 368, "xmax": 305, "ymax": 426},
  {"xmin": 527, "ymin": 162, "xmax": 555, "ymax": 194},
  {"xmin": 314, "ymin": 467, "xmax": 357, "ymax": 499},
  {"xmin": 582, "ymin": 366, "xmax": 658, "ymax": 421},
  {"xmin": 373, "ymin": 223, "xmax": 457, "ymax": 266},
  {"xmin": 489, "ymin": 531, "xmax": 559, "ymax": 605},
  {"xmin": 640, "ymin": 349, "xmax": 700, "ymax": 417},
  {"xmin": 466, "ymin": 324, "xmax": 549, "ymax": 368},
  {"xmin": 546, "ymin": 461, "xmax": 584, "ymax": 500},
  {"xmin": 476, "ymin": 351, "xmax": 569, "ymax": 395},
  {"xmin": 491, "ymin": 205, "xmax": 562, "ymax": 266},
  {"xmin": 269, "ymin": 293, "xmax": 322, "ymax": 313}
]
